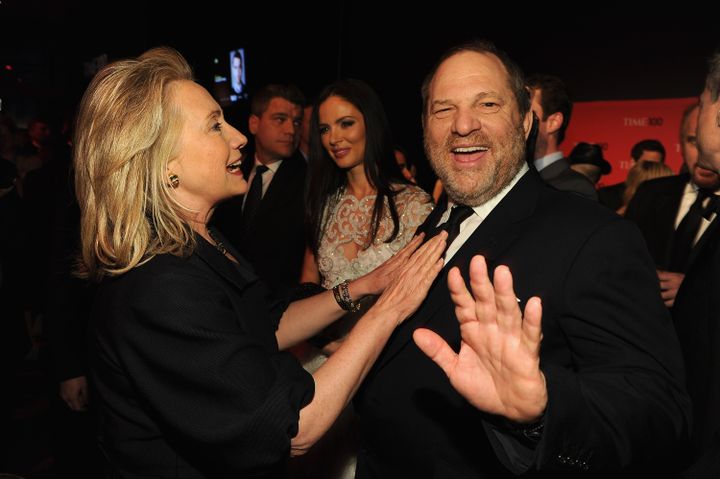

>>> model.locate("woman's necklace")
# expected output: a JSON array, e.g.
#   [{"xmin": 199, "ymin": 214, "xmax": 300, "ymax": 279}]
[{"xmin": 207, "ymin": 228, "xmax": 229, "ymax": 256}]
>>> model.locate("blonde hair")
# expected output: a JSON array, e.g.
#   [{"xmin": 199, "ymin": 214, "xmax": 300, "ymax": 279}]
[
  {"xmin": 621, "ymin": 161, "xmax": 674, "ymax": 209},
  {"xmin": 74, "ymin": 47, "xmax": 196, "ymax": 281}
]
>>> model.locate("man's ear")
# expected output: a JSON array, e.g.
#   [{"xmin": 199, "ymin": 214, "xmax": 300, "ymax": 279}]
[
  {"xmin": 522, "ymin": 110, "xmax": 534, "ymax": 140},
  {"xmin": 248, "ymin": 115, "xmax": 260, "ymax": 135},
  {"xmin": 545, "ymin": 111, "xmax": 564, "ymax": 136}
]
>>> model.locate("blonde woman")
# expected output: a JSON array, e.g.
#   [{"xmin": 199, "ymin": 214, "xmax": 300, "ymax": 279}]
[
  {"xmin": 74, "ymin": 47, "xmax": 445, "ymax": 478},
  {"xmin": 618, "ymin": 161, "xmax": 674, "ymax": 215}
]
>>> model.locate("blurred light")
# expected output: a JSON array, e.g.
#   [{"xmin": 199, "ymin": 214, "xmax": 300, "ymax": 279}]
[{"xmin": 4, "ymin": 65, "xmax": 12, "ymax": 71}]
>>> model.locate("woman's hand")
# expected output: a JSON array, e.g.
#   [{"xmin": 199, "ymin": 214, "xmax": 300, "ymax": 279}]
[
  {"xmin": 371, "ymin": 232, "xmax": 446, "ymax": 325},
  {"xmin": 351, "ymin": 233, "xmax": 426, "ymax": 298},
  {"xmin": 292, "ymin": 233, "xmax": 446, "ymax": 454}
]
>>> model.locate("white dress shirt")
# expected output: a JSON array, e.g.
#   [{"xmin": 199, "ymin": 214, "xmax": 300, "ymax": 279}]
[
  {"xmin": 440, "ymin": 164, "xmax": 529, "ymax": 262},
  {"xmin": 674, "ymin": 181, "xmax": 716, "ymax": 246}
]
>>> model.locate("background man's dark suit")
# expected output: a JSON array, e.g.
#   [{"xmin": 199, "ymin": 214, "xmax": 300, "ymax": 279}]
[
  {"xmin": 538, "ymin": 157, "xmax": 598, "ymax": 201},
  {"xmin": 354, "ymin": 170, "xmax": 689, "ymax": 478},
  {"xmin": 624, "ymin": 174, "xmax": 689, "ymax": 270},
  {"xmin": 213, "ymin": 151, "xmax": 307, "ymax": 294},
  {"xmin": 598, "ymin": 181, "xmax": 626, "ymax": 210},
  {"xmin": 672, "ymin": 217, "xmax": 720, "ymax": 477}
]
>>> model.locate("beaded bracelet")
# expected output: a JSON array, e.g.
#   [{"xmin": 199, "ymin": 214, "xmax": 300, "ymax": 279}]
[{"xmin": 332, "ymin": 279, "xmax": 361, "ymax": 313}]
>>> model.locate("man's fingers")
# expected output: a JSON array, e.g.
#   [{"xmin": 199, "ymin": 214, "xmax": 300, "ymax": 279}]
[
  {"xmin": 448, "ymin": 266, "xmax": 477, "ymax": 324},
  {"xmin": 467, "ymin": 256, "xmax": 499, "ymax": 325},
  {"xmin": 468, "ymin": 255, "xmax": 494, "ymax": 301},
  {"xmin": 522, "ymin": 296, "xmax": 543, "ymax": 351},
  {"xmin": 492, "ymin": 265, "xmax": 522, "ymax": 331},
  {"xmin": 413, "ymin": 328, "xmax": 458, "ymax": 376}
]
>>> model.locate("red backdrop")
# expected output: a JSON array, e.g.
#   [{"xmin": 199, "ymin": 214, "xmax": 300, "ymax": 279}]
[{"xmin": 562, "ymin": 97, "xmax": 697, "ymax": 188}]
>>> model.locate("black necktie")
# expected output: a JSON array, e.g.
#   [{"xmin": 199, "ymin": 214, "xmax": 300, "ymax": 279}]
[
  {"xmin": 242, "ymin": 165, "xmax": 268, "ymax": 229},
  {"xmin": 425, "ymin": 204, "xmax": 474, "ymax": 252},
  {"xmin": 669, "ymin": 189, "xmax": 710, "ymax": 272},
  {"xmin": 703, "ymin": 194, "xmax": 719, "ymax": 220}
]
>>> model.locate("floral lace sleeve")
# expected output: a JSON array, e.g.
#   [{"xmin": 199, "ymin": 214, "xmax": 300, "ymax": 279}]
[{"xmin": 397, "ymin": 184, "xmax": 434, "ymax": 235}]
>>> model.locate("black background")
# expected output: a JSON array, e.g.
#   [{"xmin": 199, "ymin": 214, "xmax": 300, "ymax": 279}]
[{"xmin": 1, "ymin": 0, "xmax": 716, "ymax": 188}]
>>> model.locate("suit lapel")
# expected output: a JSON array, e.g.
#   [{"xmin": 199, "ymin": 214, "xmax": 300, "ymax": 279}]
[
  {"xmin": 658, "ymin": 180, "xmax": 685, "ymax": 227},
  {"xmin": 256, "ymin": 160, "xmax": 289, "ymax": 214},
  {"xmin": 194, "ymin": 232, "xmax": 258, "ymax": 292},
  {"xmin": 657, "ymin": 179, "xmax": 687, "ymax": 267},
  {"xmin": 415, "ymin": 195, "xmax": 448, "ymax": 236},
  {"xmin": 244, "ymin": 156, "xmax": 301, "ymax": 234},
  {"xmin": 686, "ymin": 213, "xmax": 720, "ymax": 272},
  {"xmin": 373, "ymin": 170, "xmax": 542, "ymax": 371}
]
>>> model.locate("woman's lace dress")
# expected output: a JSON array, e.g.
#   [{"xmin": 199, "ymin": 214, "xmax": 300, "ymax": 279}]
[
  {"xmin": 288, "ymin": 185, "xmax": 432, "ymax": 479},
  {"xmin": 318, "ymin": 184, "xmax": 433, "ymax": 288}
]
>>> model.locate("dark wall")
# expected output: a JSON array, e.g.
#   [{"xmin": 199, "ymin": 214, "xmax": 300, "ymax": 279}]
[{"xmin": 1, "ymin": 0, "xmax": 716, "ymax": 188}]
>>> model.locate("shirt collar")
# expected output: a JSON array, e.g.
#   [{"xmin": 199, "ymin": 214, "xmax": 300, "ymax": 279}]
[
  {"xmin": 533, "ymin": 151, "xmax": 564, "ymax": 172},
  {"xmin": 254, "ymin": 155, "xmax": 282, "ymax": 174},
  {"xmin": 445, "ymin": 163, "xmax": 529, "ymax": 221}
]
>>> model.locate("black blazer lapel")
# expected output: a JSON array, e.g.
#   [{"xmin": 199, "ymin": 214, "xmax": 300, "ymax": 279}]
[
  {"xmin": 415, "ymin": 195, "xmax": 448, "ymax": 237},
  {"xmin": 256, "ymin": 156, "xmax": 303, "ymax": 216},
  {"xmin": 657, "ymin": 179, "xmax": 687, "ymax": 266},
  {"xmin": 686, "ymin": 215, "xmax": 720, "ymax": 272},
  {"xmin": 372, "ymin": 170, "xmax": 541, "ymax": 372},
  {"xmin": 242, "ymin": 156, "xmax": 304, "ymax": 238},
  {"xmin": 194, "ymin": 233, "xmax": 258, "ymax": 292}
]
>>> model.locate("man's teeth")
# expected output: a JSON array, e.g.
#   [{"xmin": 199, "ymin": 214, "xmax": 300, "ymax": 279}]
[
  {"xmin": 226, "ymin": 161, "xmax": 242, "ymax": 171},
  {"xmin": 452, "ymin": 146, "xmax": 488, "ymax": 153}
]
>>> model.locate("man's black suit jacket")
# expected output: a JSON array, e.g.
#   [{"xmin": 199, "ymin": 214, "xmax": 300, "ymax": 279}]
[
  {"xmin": 598, "ymin": 181, "xmax": 626, "ymax": 211},
  {"xmin": 672, "ymin": 218, "xmax": 720, "ymax": 478},
  {"xmin": 624, "ymin": 174, "xmax": 689, "ymax": 270},
  {"xmin": 538, "ymin": 157, "xmax": 598, "ymax": 201},
  {"xmin": 354, "ymin": 169, "xmax": 690, "ymax": 478},
  {"xmin": 212, "ymin": 153, "xmax": 307, "ymax": 294}
]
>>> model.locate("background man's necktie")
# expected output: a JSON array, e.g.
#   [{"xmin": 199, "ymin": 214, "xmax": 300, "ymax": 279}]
[
  {"xmin": 669, "ymin": 190, "xmax": 711, "ymax": 272},
  {"xmin": 241, "ymin": 165, "xmax": 269, "ymax": 230}
]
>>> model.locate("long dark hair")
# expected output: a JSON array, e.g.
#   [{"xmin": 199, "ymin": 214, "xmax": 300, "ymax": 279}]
[{"xmin": 305, "ymin": 79, "xmax": 407, "ymax": 254}]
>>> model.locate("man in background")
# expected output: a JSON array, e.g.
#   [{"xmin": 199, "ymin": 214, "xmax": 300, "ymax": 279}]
[
  {"xmin": 526, "ymin": 74, "xmax": 597, "ymax": 200},
  {"xmin": 625, "ymin": 103, "xmax": 719, "ymax": 307},
  {"xmin": 213, "ymin": 84, "xmax": 306, "ymax": 294},
  {"xmin": 671, "ymin": 52, "xmax": 720, "ymax": 478}
]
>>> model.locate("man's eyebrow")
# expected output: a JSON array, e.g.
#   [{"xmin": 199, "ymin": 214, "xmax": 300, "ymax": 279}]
[
  {"xmin": 473, "ymin": 91, "xmax": 501, "ymax": 100},
  {"xmin": 431, "ymin": 91, "xmax": 502, "ymax": 108},
  {"xmin": 430, "ymin": 99, "xmax": 453, "ymax": 108}
]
